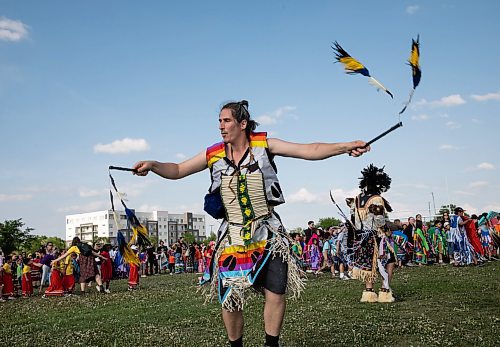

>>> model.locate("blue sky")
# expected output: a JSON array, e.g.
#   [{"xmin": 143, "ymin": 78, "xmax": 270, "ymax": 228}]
[{"xmin": 1, "ymin": 1, "xmax": 498, "ymax": 239}]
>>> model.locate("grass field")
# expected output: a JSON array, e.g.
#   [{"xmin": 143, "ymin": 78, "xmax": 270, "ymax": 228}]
[{"xmin": 1, "ymin": 262, "xmax": 499, "ymax": 347}]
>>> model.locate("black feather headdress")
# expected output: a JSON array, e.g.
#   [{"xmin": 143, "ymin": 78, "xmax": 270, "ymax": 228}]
[{"xmin": 359, "ymin": 164, "xmax": 392, "ymax": 195}]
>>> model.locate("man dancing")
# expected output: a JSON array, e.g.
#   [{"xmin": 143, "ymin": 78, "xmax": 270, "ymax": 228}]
[
  {"xmin": 349, "ymin": 164, "xmax": 395, "ymax": 303},
  {"xmin": 133, "ymin": 100, "xmax": 369, "ymax": 347}
]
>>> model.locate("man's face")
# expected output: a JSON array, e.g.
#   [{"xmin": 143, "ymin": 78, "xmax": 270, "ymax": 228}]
[
  {"xmin": 409, "ymin": 218, "xmax": 416, "ymax": 224},
  {"xmin": 436, "ymin": 222, "xmax": 442, "ymax": 229},
  {"xmin": 46, "ymin": 243, "xmax": 54, "ymax": 251},
  {"xmin": 219, "ymin": 108, "xmax": 246, "ymax": 144},
  {"xmin": 309, "ymin": 223, "xmax": 314, "ymax": 229}
]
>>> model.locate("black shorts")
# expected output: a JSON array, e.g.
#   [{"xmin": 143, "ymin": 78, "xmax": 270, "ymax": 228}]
[
  {"xmin": 387, "ymin": 253, "xmax": 396, "ymax": 264},
  {"xmin": 254, "ymin": 255, "xmax": 288, "ymax": 295}
]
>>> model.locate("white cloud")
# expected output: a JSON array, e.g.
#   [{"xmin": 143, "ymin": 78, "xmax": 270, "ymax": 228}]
[
  {"xmin": 0, "ymin": 193, "xmax": 32, "ymax": 202},
  {"xmin": 256, "ymin": 106, "xmax": 296, "ymax": 126},
  {"xmin": 411, "ymin": 114, "xmax": 430, "ymax": 121},
  {"xmin": 57, "ymin": 200, "xmax": 108, "ymax": 213},
  {"xmin": 137, "ymin": 204, "xmax": 164, "ymax": 212},
  {"xmin": 406, "ymin": 5, "xmax": 420, "ymax": 15},
  {"xmin": 396, "ymin": 183, "xmax": 429, "ymax": 190},
  {"xmin": 94, "ymin": 138, "xmax": 150, "ymax": 154},
  {"xmin": 0, "ymin": 16, "xmax": 29, "ymax": 42},
  {"xmin": 471, "ymin": 91, "xmax": 500, "ymax": 102},
  {"xmin": 79, "ymin": 188, "xmax": 106, "ymax": 198},
  {"xmin": 468, "ymin": 181, "xmax": 488, "ymax": 189},
  {"xmin": 434, "ymin": 94, "xmax": 466, "ymax": 107},
  {"xmin": 439, "ymin": 113, "xmax": 450, "ymax": 118},
  {"xmin": 471, "ymin": 118, "xmax": 481, "ymax": 124},
  {"xmin": 287, "ymin": 187, "xmax": 358, "ymax": 205},
  {"xmin": 111, "ymin": 179, "xmax": 155, "ymax": 198},
  {"xmin": 256, "ymin": 115, "xmax": 277, "ymax": 125},
  {"xmin": 439, "ymin": 144, "xmax": 459, "ymax": 150},
  {"xmin": 20, "ymin": 185, "xmax": 67, "ymax": 194},
  {"xmin": 482, "ymin": 204, "xmax": 500, "ymax": 213},
  {"xmin": 445, "ymin": 121, "xmax": 461, "ymax": 129},
  {"xmin": 287, "ymin": 188, "xmax": 321, "ymax": 204},
  {"xmin": 329, "ymin": 187, "xmax": 359, "ymax": 203},
  {"xmin": 417, "ymin": 94, "xmax": 466, "ymax": 108},
  {"xmin": 477, "ymin": 162, "xmax": 494, "ymax": 170},
  {"xmin": 175, "ymin": 153, "xmax": 187, "ymax": 160}
]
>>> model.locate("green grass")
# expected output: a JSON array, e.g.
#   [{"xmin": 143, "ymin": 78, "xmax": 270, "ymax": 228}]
[{"xmin": 1, "ymin": 262, "xmax": 499, "ymax": 347}]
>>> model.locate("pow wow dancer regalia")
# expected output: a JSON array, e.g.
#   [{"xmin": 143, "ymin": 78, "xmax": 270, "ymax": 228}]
[
  {"xmin": 392, "ymin": 230, "xmax": 411, "ymax": 262},
  {"xmin": 349, "ymin": 164, "xmax": 395, "ymax": 302},
  {"xmin": 200, "ymin": 132, "xmax": 304, "ymax": 311},
  {"xmin": 449, "ymin": 213, "xmax": 474, "ymax": 266}
]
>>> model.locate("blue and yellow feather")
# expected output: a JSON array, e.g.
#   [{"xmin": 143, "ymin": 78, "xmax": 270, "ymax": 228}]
[{"xmin": 332, "ymin": 41, "xmax": 393, "ymax": 98}]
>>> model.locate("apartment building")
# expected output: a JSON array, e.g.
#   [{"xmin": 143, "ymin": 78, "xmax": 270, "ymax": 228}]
[{"xmin": 66, "ymin": 210, "xmax": 206, "ymax": 245}]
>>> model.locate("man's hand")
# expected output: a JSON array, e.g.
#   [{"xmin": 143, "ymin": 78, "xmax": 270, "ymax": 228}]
[{"xmin": 349, "ymin": 141, "xmax": 370, "ymax": 157}]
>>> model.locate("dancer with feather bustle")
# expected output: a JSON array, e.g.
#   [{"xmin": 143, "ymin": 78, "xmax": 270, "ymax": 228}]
[{"xmin": 349, "ymin": 164, "xmax": 397, "ymax": 303}]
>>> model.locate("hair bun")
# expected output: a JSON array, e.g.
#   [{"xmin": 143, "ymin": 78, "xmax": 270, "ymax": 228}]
[{"xmin": 239, "ymin": 100, "xmax": 249, "ymax": 108}]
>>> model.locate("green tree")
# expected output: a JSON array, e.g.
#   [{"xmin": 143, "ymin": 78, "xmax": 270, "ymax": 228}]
[
  {"xmin": 21, "ymin": 235, "xmax": 66, "ymax": 253},
  {"xmin": 21, "ymin": 235, "xmax": 44, "ymax": 253},
  {"xmin": 0, "ymin": 219, "xmax": 35, "ymax": 255},
  {"xmin": 183, "ymin": 232, "xmax": 195, "ymax": 245},
  {"xmin": 203, "ymin": 232, "xmax": 217, "ymax": 245},
  {"xmin": 317, "ymin": 217, "xmax": 342, "ymax": 229}
]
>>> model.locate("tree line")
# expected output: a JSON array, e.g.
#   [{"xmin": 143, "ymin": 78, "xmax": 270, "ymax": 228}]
[{"xmin": 0, "ymin": 219, "xmax": 65, "ymax": 255}]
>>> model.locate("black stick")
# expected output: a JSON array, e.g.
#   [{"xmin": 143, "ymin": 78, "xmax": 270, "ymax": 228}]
[
  {"xmin": 329, "ymin": 190, "xmax": 356, "ymax": 230},
  {"xmin": 364, "ymin": 121, "xmax": 403, "ymax": 147},
  {"xmin": 109, "ymin": 165, "xmax": 138, "ymax": 173}
]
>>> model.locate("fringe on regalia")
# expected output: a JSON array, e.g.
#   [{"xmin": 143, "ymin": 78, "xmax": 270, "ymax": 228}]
[
  {"xmin": 351, "ymin": 231, "xmax": 379, "ymax": 283},
  {"xmin": 200, "ymin": 223, "xmax": 305, "ymax": 312}
]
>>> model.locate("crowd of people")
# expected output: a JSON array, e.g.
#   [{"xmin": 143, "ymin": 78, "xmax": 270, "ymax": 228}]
[
  {"xmin": 134, "ymin": 238, "xmax": 216, "ymax": 279},
  {"xmin": 0, "ymin": 236, "xmax": 219, "ymax": 301},
  {"xmin": 290, "ymin": 209, "xmax": 500, "ymax": 283},
  {"xmin": 2, "ymin": 207, "xmax": 498, "ymax": 303}
]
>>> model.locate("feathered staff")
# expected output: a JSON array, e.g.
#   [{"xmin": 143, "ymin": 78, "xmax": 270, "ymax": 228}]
[
  {"xmin": 361, "ymin": 36, "xmax": 421, "ymax": 148},
  {"xmin": 109, "ymin": 166, "xmax": 151, "ymax": 264},
  {"xmin": 399, "ymin": 35, "xmax": 422, "ymax": 115},
  {"xmin": 117, "ymin": 230, "xmax": 139, "ymax": 265},
  {"xmin": 329, "ymin": 189, "xmax": 356, "ymax": 231},
  {"xmin": 332, "ymin": 41, "xmax": 393, "ymax": 99}
]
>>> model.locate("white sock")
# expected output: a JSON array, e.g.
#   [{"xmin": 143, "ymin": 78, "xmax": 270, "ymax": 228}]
[{"xmin": 340, "ymin": 273, "xmax": 344, "ymax": 278}]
